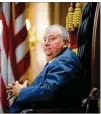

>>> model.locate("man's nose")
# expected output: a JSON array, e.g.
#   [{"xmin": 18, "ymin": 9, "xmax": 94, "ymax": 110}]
[{"xmin": 44, "ymin": 39, "xmax": 50, "ymax": 46}]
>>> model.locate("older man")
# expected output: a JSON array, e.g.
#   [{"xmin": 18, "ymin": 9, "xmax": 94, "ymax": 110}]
[{"xmin": 6, "ymin": 24, "xmax": 83, "ymax": 113}]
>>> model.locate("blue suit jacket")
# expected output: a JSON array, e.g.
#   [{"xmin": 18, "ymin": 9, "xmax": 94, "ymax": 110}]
[{"xmin": 10, "ymin": 48, "xmax": 82, "ymax": 113}]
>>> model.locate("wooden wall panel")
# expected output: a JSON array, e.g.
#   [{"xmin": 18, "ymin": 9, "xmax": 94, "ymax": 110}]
[{"xmin": 91, "ymin": 3, "xmax": 100, "ymax": 88}]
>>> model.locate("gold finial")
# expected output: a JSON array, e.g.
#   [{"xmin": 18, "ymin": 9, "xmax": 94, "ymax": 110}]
[
  {"xmin": 68, "ymin": 3, "xmax": 73, "ymax": 12},
  {"xmin": 66, "ymin": 3, "xmax": 74, "ymax": 32},
  {"xmin": 73, "ymin": 2, "xmax": 82, "ymax": 28},
  {"xmin": 28, "ymin": 27, "xmax": 38, "ymax": 47}
]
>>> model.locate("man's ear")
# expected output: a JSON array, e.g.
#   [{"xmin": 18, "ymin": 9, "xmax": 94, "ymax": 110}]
[{"xmin": 63, "ymin": 37, "xmax": 70, "ymax": 48}]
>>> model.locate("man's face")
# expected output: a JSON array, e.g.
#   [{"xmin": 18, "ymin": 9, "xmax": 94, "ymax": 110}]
[{"xmin": 43, "ymin": 29, "xmax": 65, "ymax": 60}]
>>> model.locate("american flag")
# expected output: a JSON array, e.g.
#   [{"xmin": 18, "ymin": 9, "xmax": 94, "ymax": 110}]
[{"xmin": 0, "ymin": 2, "xmax": 30, "ymax": 113}]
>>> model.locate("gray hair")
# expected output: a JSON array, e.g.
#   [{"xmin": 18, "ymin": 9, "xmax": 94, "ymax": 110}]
[{"xmin": 44, "ymin": 24, "xmax": 69, "ymax": 40}]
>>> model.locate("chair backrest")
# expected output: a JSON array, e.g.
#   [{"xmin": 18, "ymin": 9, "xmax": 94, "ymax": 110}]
[
  {"xmin": 77, "ymin": 3, "xmax": 100, "ymax": 113},
  {"xmin": 77, "ymin": 2, "xmax": 97, "ymax": 95}
]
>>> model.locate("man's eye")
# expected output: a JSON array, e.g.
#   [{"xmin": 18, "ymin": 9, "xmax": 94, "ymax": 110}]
[
  {"xmin": 44, "ymin": 39, "xmax": 46, "ymax": 41},
  {"xmin": 50, "ymin": 37, "xmax": 55, "ymax": 40}
]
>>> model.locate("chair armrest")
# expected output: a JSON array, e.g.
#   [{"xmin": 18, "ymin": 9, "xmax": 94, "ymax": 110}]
[{"xmin": 20, "ymin": 109, "xmax": 34, "ymax": 114}]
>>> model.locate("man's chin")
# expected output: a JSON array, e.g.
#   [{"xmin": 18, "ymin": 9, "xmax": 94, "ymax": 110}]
[
  {"xmin": 45, "ymin": 53, "xmax": 52, "ymax": 56},
  {"xmin": 44, "ymin": 51, "xmax": 52, "ymax": 56}
]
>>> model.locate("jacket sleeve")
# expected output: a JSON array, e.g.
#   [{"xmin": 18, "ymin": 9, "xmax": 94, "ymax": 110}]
[
  {"xmin": 16, "ymin": 59, "xmax": 79, "ymax": 104},
  {"xmin": 10, "ymin": 98, "xmax": 22, "ymax": 113}
]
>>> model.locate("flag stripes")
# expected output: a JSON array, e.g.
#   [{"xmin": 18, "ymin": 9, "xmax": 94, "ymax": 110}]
[{"xmin": 0, "ymin": 2, "xmax": 30, "ymax": 112}]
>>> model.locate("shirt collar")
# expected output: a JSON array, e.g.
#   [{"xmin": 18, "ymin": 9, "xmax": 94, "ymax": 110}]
[{"xmin": 48, "ymin": 58, "xmax": 56, "ymax": 63}]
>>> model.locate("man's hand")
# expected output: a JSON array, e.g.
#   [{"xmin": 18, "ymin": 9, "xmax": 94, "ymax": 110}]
[{"xmin": 6, "ymin": 80, "xmax": 28, "ymax": 99}]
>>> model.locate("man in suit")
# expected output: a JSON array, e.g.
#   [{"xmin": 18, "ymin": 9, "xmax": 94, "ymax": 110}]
[{"xmin": 6, "ymin": 24, "xmax": 83, "ymax": 113}]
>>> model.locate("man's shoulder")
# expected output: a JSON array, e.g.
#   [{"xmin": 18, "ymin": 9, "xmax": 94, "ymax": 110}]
[
  {"xmin": 48, "ymin": 48, "xmax": 81, "ymax": 73},
  {"xmin": 57, "ymin": 48, "xmax": 78, "ymax": 60},
  {"xmin": 52, "ymin": 48, "xmax": 81, "ymax": 68},
  {"xmin": 49, "ymin": 48, "xmax": 80, "ymax": 66}
]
